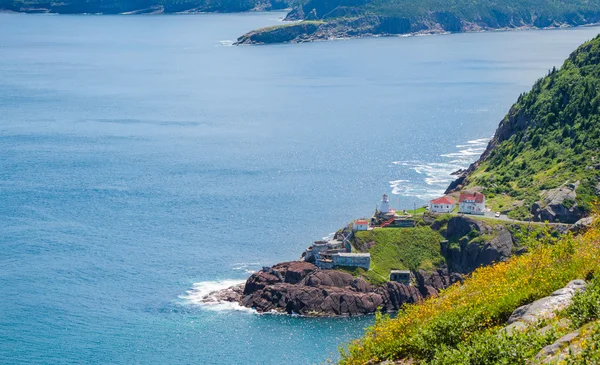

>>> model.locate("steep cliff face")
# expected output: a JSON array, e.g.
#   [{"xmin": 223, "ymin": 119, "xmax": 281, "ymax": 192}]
[
  {"xmin": 447, "ymin": 35, "xmax": 600, "ymax": 223},
  {"xmin": 440, "ymin": 216, "xmax": 514, "ymax": 274},
  {"xmin": 236, "ymin": 0, "xmax": 600, "ymax": 44}
]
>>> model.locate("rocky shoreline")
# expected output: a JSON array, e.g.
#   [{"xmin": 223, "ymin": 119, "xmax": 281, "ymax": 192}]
[
  {"xmin": 234, "ymin": 18, "xmax": 599, "ymax": 46},
  {"xmin": 202, "ymin": 261, "xmax": 443, "ymax": 316},
  {"xmin": 201, "ymin": 214, "xmax": 539, "ymax": 316}
]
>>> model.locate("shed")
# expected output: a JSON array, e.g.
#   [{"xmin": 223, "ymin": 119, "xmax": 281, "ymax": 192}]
[{"xmin": 390, "ymin": 269, "xmax": 411, "ymax": 285}]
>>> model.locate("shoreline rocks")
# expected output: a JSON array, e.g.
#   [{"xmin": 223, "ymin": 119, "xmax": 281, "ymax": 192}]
[{"xmin": 204, "ymin": 261, "xmax": 427, "ymax": 316}]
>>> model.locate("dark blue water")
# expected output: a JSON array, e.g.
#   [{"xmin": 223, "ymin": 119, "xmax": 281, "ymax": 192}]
[{"xmin": 1, "ymin": 13, "xmax": 598, "ymax": 364}]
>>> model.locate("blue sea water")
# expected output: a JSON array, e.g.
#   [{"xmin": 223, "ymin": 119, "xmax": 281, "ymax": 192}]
[{"xmin": 1, "ymin": 12, "xmax": 599, "ymax": 364}]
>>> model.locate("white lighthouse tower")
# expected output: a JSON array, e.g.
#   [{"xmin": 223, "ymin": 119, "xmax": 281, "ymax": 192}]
[{"xmin": 379, "ymin": 194, "xmax": 391, "ymax": 214}]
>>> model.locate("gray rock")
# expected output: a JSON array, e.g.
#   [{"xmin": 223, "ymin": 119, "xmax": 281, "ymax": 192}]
[
  {"xmin": 535, "ymin": 331, "xmax": 580, "ymax": 363},
  {"xmin": 531, "ymin": 182, "xmax": 585, "ymax": 224},
  {"xmin": 445, "ymin": 216, "xmax": 486, "ymax": 239},
  {"xmin": 505, "ymin": 280, "xmax": 586, "ymax": 330},
  {"xmin": 570, "ymin": 216, "xmax": 594, "ymax": 234}
]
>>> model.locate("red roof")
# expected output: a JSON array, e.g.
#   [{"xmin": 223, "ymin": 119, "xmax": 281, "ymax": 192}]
[
  {"xmin": 355, "ymin": 220, "xmax": 369, "ymax": 225},
  {"xmin": 458, "ymin": 192, "xmax": 485, "ymax": 204},
  {"xmin": 430, "ymin": 196, "xmax": 456, "ymax": 205}
]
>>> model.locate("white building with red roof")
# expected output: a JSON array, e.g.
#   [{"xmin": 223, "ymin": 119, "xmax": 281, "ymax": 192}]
[
  {"xmin": 353, "ymin": 219, "xmax": 370, "ymax": 231},
  {"xmin": 458, "ymin": 192, "xmax": 486, "ymax": 215},
  {"xmin": 429, "ymin": 196, "xmax": 456, "ymax": 213}
]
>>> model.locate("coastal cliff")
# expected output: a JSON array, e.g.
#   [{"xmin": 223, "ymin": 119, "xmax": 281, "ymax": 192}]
[
  {"xmin": 446, "ymin": 34, "xmax": 600, "ymax": 223},
  {"xmin": 337, "ymin": 34, "xmax": 600, "ymax": 365},
  {"xmin": 205, "ymin": 214, "xmax": 549, "ymax": 316},
  {"xmin": 235, "ymin": 0, "xmax": 600, "ymax": 45}
]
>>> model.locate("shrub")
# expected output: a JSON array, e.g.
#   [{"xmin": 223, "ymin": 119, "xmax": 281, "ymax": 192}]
[{"xmin": 566, "ymin": 275, "xmax": 600, "ymax": 328}]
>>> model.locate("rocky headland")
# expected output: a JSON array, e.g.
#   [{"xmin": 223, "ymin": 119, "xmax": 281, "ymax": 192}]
[
  {"xmin": 234, "ymin": 0, "xmax": 600, "ymax": 45},
  {"xmin": 209, "ymin": 261, "xmax": 424, "ymax": 316},
  {"xmin": 202, "ymin": 214, "xmax": 553, "ymax": 316}
]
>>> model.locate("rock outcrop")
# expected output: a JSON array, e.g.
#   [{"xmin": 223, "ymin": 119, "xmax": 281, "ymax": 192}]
[
  {"xmin": 531, "ymin": 182, "xmax": 586, "ymax": 224},
  {"xmin": 504, "ymin": 279, "xmax": 587, "ymax": 333},
  {"xmin": 570, "ymin": 216, "xmax": 595, "ymax": 234},
  {"xmin": 413, "ymin": 268, "xmax": 462, "ymax": 297},
  {"xmin": 437, "ymin": 216, "xmax": 514, "ymax": 274},
  {"xmin": 206, "ymin": 261, "xmax": 424, "ymax": 316}
]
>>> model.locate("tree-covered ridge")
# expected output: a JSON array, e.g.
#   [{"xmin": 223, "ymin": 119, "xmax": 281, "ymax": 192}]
[
  {"xmin": 0, "ymin": 0, "xmax": 294, "ymax": 14},
  {"xmin": 295, "ymin": 0, "xmax": 600, "ymax": 24},
  {"xmin": 236, "ymin": 0, "xmax": 600, "ymax": 44},
  {"xmin": 462, "ymin": 34, "xmax": 600, "ymax": 222}
]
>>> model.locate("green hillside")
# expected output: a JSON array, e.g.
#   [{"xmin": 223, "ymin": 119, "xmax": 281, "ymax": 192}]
[
  {"xmin": 457, "ymin": 35, "xmax": 600, "ymax": 223},
  {"xmin": 236, "ymin": 0, "xmax": 600, "ymax": 44},
  {"xmin": 339, "ymin": 222, "xmax": 600, "ymax": 364},
  {"xmin": 336, "ymin": 34, "xmax": 600, "ymax": 365},
  {"xmin": 353, "ymin": 227, "xmax": 445, "ymax": 284}
]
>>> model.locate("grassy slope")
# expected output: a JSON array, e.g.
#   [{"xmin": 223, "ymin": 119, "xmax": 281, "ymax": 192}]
[
  {"xmin": 465, "ymin": 35, "xmax": 600, "ymax": 219},
  {"xmin": 354, "ymin": 227, "xmax": 445, "ymax": 284},
  {"xmin": 339, "ymin": 220, "xmax": 600, "ymax": 364}
]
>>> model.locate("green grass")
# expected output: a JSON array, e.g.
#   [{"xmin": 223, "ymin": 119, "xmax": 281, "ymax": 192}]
[{"xmin": 354, "ymin": 227, "xmax": 445, "ymax": 284}]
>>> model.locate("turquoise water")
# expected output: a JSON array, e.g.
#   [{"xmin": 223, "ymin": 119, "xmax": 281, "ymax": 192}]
[{"xmin": 1, "ymin": 13, "xmax": 599, "ymax": 364}]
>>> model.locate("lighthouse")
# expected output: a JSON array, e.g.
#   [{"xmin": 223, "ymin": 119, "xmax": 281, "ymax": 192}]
[{"xmin": 380, "ymin": 194, "xmax": 390, "ymax": 214}]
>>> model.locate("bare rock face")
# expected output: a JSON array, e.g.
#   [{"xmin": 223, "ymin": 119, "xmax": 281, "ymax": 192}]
[
  {"xmin": 570, "ymin": 216, "xmax": 594, "ymax": 234},
  {"xmin": 531, "ymin": 182, "xmax": 585, "ymax": 224},
  {"xmin": 504, "ymin": 279, "xmax": 587, "ymax": 334},
  {"xmin": 234, "ymin": 261, "xmax": 424, "ymax": 316},
  {"xmin": 377, "ymin": 282, "xmax": 423, "ymax": 312},
  {"xmin": 413, "ymin": 268, "xmax": 455, "ymax": 297},
  {"xmin": 441, "ymin": 217, "xmax": 514, "ymax": 274},
  {"xmin": 535, "ymin": 331, "xmax": 582, "ymax": 364}
]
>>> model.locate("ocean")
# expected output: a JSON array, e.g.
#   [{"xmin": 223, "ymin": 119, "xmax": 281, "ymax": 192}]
[{"xmin": 1, "ymin": 12, "xmax": 599, "ymax": 364}]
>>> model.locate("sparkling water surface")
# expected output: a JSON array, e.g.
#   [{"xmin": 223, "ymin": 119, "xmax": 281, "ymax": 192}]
[{"xmin": 1, "ymin": 13, "xmax": 599, "ymax": 364}]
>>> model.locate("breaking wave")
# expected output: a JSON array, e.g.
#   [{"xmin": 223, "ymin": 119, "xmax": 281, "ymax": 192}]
[
  {"xmin": 179, "ymin": 280, "xmax": 254, "ymax": 313},
  {"xmin": 390, "ymin": 138, "xmax": 490, "ymax": 200},
  {"xmin": 232, "ymin": 262, "xmax": 260, "ymax": 274}
]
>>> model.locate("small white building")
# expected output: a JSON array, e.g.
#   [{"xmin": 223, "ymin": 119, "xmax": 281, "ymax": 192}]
[
  {"xmin": 429, "ymin": 196, "xmax": 456, "ymax": 213},
  {"xmin": 458, "ymin": 192, "xmax": 486, "ymax": 215},
  {"xmin": 379, "ymin": 194, "xmax": 391, "ymax": 214},
  {"xmin": 353, "ymin": 219, "xmax": 369, "ymax": 231}
]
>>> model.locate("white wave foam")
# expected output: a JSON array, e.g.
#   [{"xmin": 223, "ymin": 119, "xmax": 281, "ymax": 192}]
[
  {"xmin": 321, "ymin": 232, "xmax": 336, "ymax": 240},
  {"xmin": 219, "ymin": 40, "xmax": 234, "ymax": 46},
  {"xmin": 179, "ymin": 280, "xmax": 254, "ymax": 313},
  {"xmin": 389, "ymin": 137, "xmax": 491, "ymax": 200},
  {"xmin": 232, "ymin": 262, "xmax": 260, "ymax": 272}
]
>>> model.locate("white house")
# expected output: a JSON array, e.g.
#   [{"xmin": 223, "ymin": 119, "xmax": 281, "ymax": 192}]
[
  {"xmin": 458, "ymin": 192, "xmax": 486, "ymax": 215},
  {"xmin": 353, "ymin": 219, "xmax": 369, "ymax": 231},
  {"xmin": 429, "ymin": 196, "xmax": 456, "ymax": 213}
]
